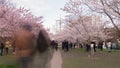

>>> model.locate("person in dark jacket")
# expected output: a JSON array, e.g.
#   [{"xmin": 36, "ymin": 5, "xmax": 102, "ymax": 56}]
[
  {"xmin": 51, "ymin": 40, "xmax": 56, "ymax": 50},
  {"xmin": 85, "ymin": 43, "xmax": 90, "ymax": 52},
  {"xmin": 63, "ymin": 40, "xmax": 69, "ymax": 52},
  {"xmin": 33, "ymin": 29, "xmax": 52, "ymax": 68},
  {"xmin": 98, "ymin": 41, "xmax": 103, "ymax": 51},
  {"xmin": 62, "ymin": 41, "xmax": 65, "ymax": 50},
  {"xmin": 54, "ymin": 41, "xmax": 58, "ymax": 51},
  {"xmin": 0, "ymin": 42, "xmax": 5, "ymax": 56}
]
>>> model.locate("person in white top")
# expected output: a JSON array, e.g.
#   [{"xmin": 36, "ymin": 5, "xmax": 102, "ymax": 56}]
[
  {"xmin": 90, "ymin": 42, "xmax": 95, "ymax": 57},
  {"xmin": 107, "ymin": 41, "xmax": 112, "ymax": 52}
]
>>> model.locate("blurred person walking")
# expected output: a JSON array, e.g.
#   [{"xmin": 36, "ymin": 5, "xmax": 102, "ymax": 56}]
[
  {"xmin": 33, "ymin": 29, "xmax": 52, "ymax": 68},
  {"xmin": 12, "ymin": 24, "xmax": 35, "ymax": 68}
]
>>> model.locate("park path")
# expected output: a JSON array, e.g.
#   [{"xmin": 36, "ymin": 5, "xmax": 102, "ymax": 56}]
[{"xmin": 50, "ymin": 50, "xmax": 63, "ymax": 68}]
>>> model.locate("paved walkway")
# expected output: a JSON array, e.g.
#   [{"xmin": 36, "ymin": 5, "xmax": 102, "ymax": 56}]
[{"xmin": 50, "ymin": 50, "xmax": 63, "ymax": 68}]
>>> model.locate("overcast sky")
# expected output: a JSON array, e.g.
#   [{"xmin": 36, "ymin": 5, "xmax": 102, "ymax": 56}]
[{"xmin": 12, "ymin": 0, "xmax": 66, "ymax": 33}]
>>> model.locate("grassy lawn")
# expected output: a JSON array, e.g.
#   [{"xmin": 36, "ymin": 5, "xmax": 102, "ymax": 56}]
[
  {"xmin": 0, "ymin": 49, "xmax": 18, "ymax": 68},
  {"xmin": 0, "ymin": 55, "xmax": 18, "ymax": 68},
  {"xmin": 61, "ymin": 48, "xmax": 120, "ymax": 68}
]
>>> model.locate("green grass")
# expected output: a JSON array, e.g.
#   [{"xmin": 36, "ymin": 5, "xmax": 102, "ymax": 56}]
[
  {"xmin": 61, "ymin": 48, "xmax": 120, "ymax": 68},
  {"xmin": 0, "ymin": 48, "xmax": 120, "ymax": 68},
  {"xmin": 0, "ymin": 64, "xmax": 18, "ymax": 68},
  {"xmin": 0, "ymin": 55, "xmax": 18, "ymax": 68},
  {"xmin": 0, "ymin": 49, "xmax": 18, "ymax": 68}
]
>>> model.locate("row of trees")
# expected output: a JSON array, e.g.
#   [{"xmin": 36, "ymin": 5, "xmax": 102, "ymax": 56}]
[{"xmin": 54, "ymin": 0, "xmax": 120, "ymax": 43}]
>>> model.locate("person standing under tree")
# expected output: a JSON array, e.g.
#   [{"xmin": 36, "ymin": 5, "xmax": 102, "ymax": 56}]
[
  {"xmin": 107, "ymin": 41, "xmax": 112, "ymax": 52},
  {"xmin": 90, "ymin": 42, "xmax": 95, "ymax": 57},
  {"xmin": 0, "ymin": 42, "xmax": 5, "ymax": 56},
  {"xmin": 5, "ymin": 40, "xmax": 10, "ymax": 55}
]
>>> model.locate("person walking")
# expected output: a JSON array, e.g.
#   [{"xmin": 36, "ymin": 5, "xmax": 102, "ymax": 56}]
[
  {"xmin": 5, "ymin": 40, "xmax": 10, "ymax": 55},
  {"xmin": 107, "ymin": 41, "xmax": 112, "ymax": 52},
  {"xmin": 64, "ymin": 40, "xmax": 69, "ymax": 52},
  {"xmin": 33, "ymin": 29, "xmax": 52, "ymax": 68},
  {"xmin": 55, "ymin": 41, "xmax": 58, "ymax": 51},
  {"xmin": 12, "ymin": 24, "xmax": 35, "ymax": 68},
  {"xmin": 90, "ymin": 42, "xmax": 95, "ymax": 57},
  {"xmin": 0, "ymin": 42, "xmax": 5, "ymax": 56},
  {"xmin": 98, "ymin": 41, "xmax": 103, "ymax": 51},
  {"xmin": 51, "ymin": 40, "xmax": 57, "ymax": 50}
]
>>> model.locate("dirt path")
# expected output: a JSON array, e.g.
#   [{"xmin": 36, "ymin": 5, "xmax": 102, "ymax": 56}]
[{"xmin": 50, "ymin": 50, "xmax": 63, "ymax": 68}]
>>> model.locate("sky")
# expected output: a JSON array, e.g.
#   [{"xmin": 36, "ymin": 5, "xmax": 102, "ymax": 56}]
[{"xmin": 12, "ymin": 0, "xmax": 66, "ymax": 33}]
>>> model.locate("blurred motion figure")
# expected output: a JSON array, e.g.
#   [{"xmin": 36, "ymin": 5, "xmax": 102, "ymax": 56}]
[{"xmin": 12, "ymin": 24, "xmax": 35, "ymax": 68}]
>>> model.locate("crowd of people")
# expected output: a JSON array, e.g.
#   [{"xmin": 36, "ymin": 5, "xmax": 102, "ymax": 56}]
[
  {"xmin": 50, "ymin": 39, "xmax": 116, "ymax": 54},
  {"xmin": 60, "ymin": 40, "xmax": 117, "ymax": 57}
]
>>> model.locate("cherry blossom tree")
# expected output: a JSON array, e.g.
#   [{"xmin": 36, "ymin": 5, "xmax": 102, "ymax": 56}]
[
  {"xmin": 0, "ymin": 0, "xmax": 44, "ymax": 38},
  {"xmin": 54, "ymin": 15, "xmax": 107, "ymax": 43},
  {"xmin": 83, "ymin": 0, "xmax": 120, "ymax": 38},
  {"xmin": 57, "ymin": 0, "xmax": 107, "ymax": 43}
]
